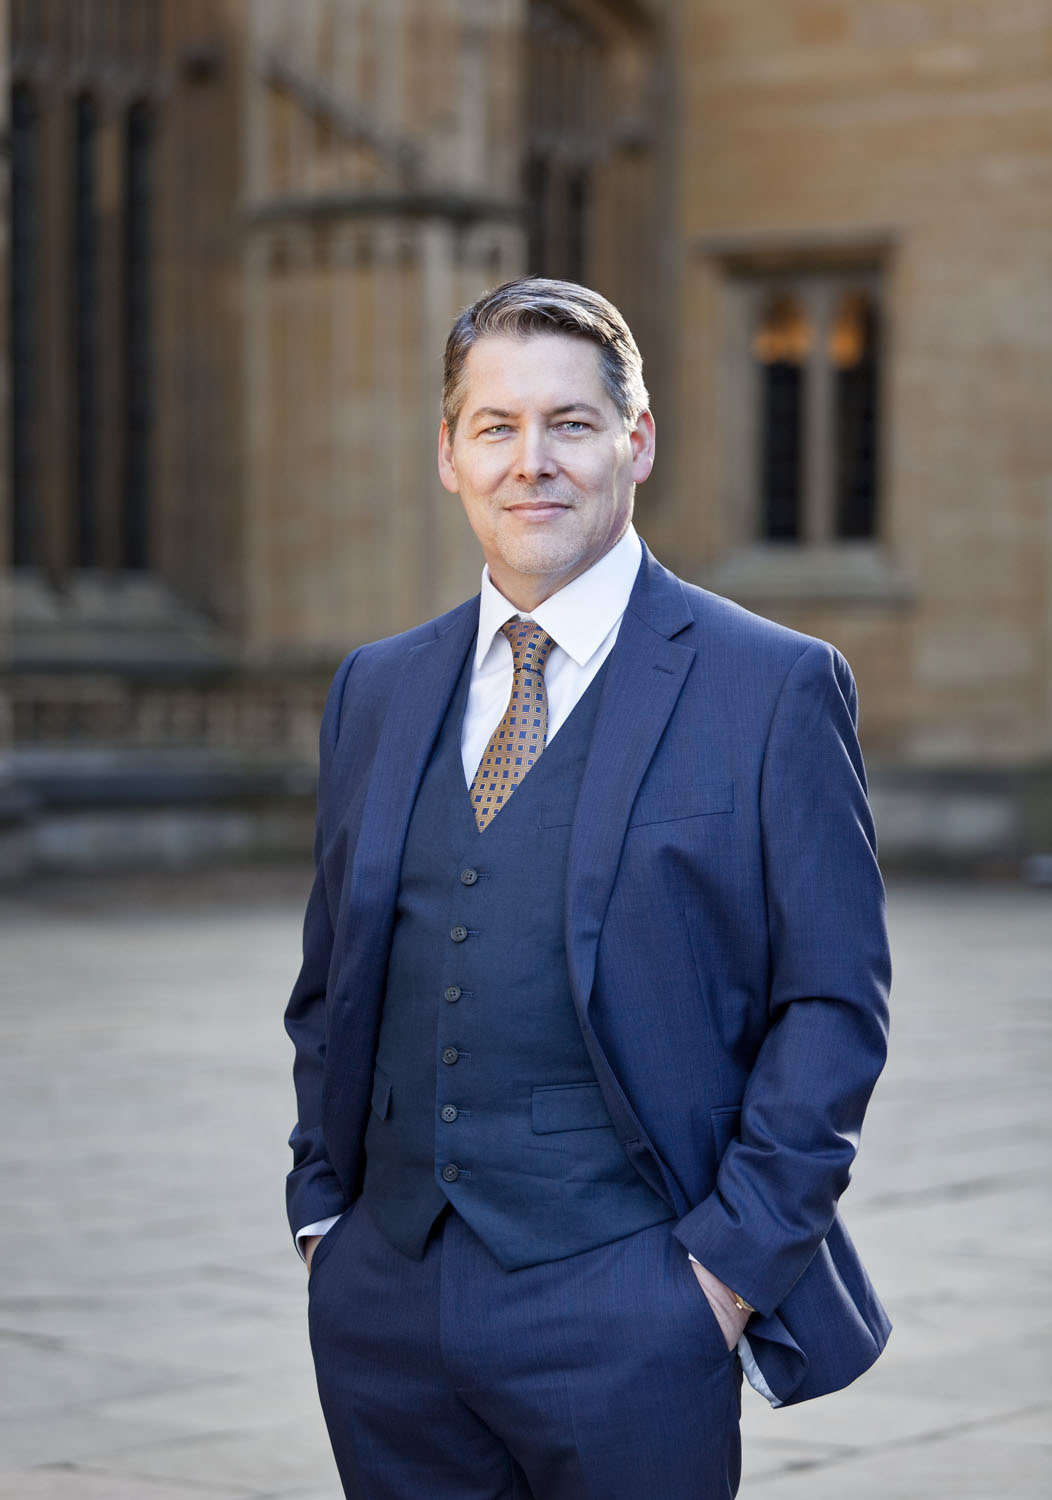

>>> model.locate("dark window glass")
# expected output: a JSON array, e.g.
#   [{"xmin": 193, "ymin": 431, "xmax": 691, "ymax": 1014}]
[
  {"xmin": 524, "ymin": 0, "xmax": 599, "ymax": 280},
  {"xmin": 832, "ymin": 292, "xmax": 879, "ymax": 539},
  {"xmin": 755, "ymin": 295, "xmax": 811, "ymax": 542},
  {"xmin": 525, "ymin": 158, "xmax": 588, "ymax": 283},
  {"xmin": 72, "ymin": 93, "xmax": 101, "ymax": 567},
  {"xmin": 122, "ymin": 101, "xmax": 153, "ymax": 570},
  {"xmin": 565, "ymin": 169, "xmax": 588, "ymax": 285},
  {"xmin": 524, "ymin": 151, "xmax": 549, "ymax": 276},
  {"xmin": 10, "ymin": 82, "xmax": 39, "ymax": 567}
]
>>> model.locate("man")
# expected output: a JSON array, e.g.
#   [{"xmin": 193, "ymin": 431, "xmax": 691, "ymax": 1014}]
[{"xmin": 285, "ymin": 278, "xmax": 891, "ymax": 1499}]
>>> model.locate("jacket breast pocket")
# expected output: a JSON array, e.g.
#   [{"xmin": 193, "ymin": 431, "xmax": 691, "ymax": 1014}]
[
  {"xmin": 531, "ymin": 1082, "xmax": 613, "ymax": 1133},
  {"xmin": 628, "ymin": 778, "xmax": 735, "ymax": 829},
  {"xmin": 537, "ymin": 796, "xmax": 586, "ymax": 829}
]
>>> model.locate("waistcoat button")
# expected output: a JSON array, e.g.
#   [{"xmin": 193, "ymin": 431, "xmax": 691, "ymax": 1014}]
[
  {"xmin": 444, "ymin": 985, "xmax": 462, "ymax": 1003},
  {"xmin": 440, "ymin": 1104, "xmax": 459, "ymax": 1123},
  {"xmin": 441, "ymin": 1163, "xmax": 460, "ymax": 1183},
  {"xmin": 450, "ymin": 925, "xmax": 468, "ymax": 943},
  {"xmin": 460, "ymin": 868, "xmax": 479, "ymax": 886},
  {"xmin": 441, "ymin": 1046, "xmax": 459, "ymax": 1065}
]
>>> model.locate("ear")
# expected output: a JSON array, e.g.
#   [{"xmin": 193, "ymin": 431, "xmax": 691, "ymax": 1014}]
[
  {"xmin": 629, "ymin": 410, "xmax": 656, "ymax": 485},
  {"xmin": 437, "ymin": 421, "xmax": 460, "ymax": 494}
]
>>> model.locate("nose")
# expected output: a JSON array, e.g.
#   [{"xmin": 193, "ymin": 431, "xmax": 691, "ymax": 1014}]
[{"xmin": 513, "ymin": 421, "xmax": 557, "ymax": 483}]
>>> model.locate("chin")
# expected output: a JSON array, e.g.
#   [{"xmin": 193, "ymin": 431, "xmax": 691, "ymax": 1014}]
[{"xmin": 499, "ymin": 541, "xmax": 585, "ymax": 580}]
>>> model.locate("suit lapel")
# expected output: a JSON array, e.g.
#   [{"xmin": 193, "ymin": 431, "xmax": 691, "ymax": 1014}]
[
  {"xmin": 347, "ymin": 602, "xmax": 478, "ymax": 942},
  {"xmin": 566, "ymin": 550, "xmax": 696, "ymax": 1016}
]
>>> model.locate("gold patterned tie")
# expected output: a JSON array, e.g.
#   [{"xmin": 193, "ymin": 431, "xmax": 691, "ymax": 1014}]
[{"xmin": 469, "ymin": 620, "xmax": 556, "ymax": 832}]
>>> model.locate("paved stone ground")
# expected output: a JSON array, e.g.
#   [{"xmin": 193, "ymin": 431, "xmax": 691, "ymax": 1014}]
[{"xmin": 0, "ymin": 868, "xmax": 1048, "ymax": 1498}]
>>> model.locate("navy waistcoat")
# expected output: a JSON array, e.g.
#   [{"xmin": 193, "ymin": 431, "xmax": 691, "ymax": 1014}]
[{"xmin": 361, "ymin": 648, "xmax": 672, "ymax": 1270}]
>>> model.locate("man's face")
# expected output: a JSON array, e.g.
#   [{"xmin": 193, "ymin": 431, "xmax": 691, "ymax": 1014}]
[{"xmin": 438, "ymin": 333, "xmax": 655, "ymax": 610}]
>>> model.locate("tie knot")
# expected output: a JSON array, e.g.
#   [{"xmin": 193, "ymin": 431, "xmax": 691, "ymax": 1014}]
[{"xmin": 502, "ymin": 620, "xmax": 555, "ymax": 676}]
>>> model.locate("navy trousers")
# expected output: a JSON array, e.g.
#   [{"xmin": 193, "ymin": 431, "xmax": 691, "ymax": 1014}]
[{"xmin": 308, "ymin": 1202, "xmax": 743, "ymax": 1500}]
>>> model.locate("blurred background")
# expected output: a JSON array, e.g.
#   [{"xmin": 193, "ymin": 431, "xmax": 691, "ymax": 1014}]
[{"xmin": 1, "ymin": 0, "xmax": 1050, "ymax": 878}]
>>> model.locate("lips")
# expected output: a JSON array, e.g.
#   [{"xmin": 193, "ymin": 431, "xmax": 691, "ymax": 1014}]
[{"xmin": 503, "ymin": 498, "xmax": 574, "ymax": 519}]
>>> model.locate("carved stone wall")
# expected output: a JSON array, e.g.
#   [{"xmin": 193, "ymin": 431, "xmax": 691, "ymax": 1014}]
[
  {"xmin": 3, "ymin": 0, "xmax": 1051, "ymax": 872},
  {"xmin": 241, "ymin": 0, "xmax": 525, "ymax": 654},
  {"xmin": 670, "ymin": 0, "xmax": 1052, "ymax": 769}
]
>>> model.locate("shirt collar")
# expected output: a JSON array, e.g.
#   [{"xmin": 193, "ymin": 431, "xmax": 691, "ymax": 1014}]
[{"xmin": 475, "ymin": 524, "xmax": 643, "ymax": 670}]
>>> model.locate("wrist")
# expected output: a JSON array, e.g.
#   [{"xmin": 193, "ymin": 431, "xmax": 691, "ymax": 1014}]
[
  {"xmin": 688, "ymin": 1257, "xmax": 753, "ymax": 1350},
  {"xmin": 689, "ymin": 1256, "xmax": 753, "ymax": 1315}
]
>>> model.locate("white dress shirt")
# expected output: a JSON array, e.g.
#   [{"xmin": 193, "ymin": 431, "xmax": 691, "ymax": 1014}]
[{"xmin": 460, "ymin": 524, "xmax": 643, "ymax": 782}]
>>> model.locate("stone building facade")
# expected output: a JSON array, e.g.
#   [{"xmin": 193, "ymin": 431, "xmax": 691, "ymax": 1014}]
[{"xmin": 2, "ymin": 0, "xmax": 1051, "ymax": 871}]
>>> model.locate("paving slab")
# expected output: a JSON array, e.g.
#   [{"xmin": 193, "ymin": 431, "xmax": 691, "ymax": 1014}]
[
  {"xmin": 0, "ymin": 1464, "xmax": 250, "ymax": 1499},
  {"xmin": 740, "ymin": 878, "xmax": 1052, "ymax": 1496},
  {"xmin": 0, "ymin": 869, "xmax": 1049, "ymax": 1497},
  {"xmin": 76, "ymin": 1421, "xmax": 347, "ymax": 1495}
]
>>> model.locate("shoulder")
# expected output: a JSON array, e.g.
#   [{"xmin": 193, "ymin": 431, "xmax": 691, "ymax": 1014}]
[
  {"xmin": 344, "ymin": 596, "xmax": 479, "ymax": 673},
  {"xmin": 676, "ymin": 577, "xmax": 858, "ymax": 731},
  {"xmin": 320, "ymin": 596, "xmax": 480, "ymax": 742},
  {"xmin": 637, "ymin": 546, "xmax": 847, "ymax": 682}
]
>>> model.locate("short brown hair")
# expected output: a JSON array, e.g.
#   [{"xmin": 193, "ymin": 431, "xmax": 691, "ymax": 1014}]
[{"xmin": 442, "ymin": 277, "xmax": 649, "ymax": 435}]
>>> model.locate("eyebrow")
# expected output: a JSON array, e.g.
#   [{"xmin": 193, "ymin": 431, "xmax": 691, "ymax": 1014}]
[{"xmin": 469, "ymin": 403, "xmax": 605, "ymax": 423}]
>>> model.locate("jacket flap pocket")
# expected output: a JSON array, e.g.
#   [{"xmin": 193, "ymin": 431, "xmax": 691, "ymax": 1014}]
[
  {"xmin": 629, "ymin": 779, "xmax": 734, "ymax": 828},
  {"xmin": 371, "ymin": 1069, "xmax": 392, "ymax": 1120},
  {"xmin": 531, "ymin": 1082, "xmax": 612, "ymax": 1134}
]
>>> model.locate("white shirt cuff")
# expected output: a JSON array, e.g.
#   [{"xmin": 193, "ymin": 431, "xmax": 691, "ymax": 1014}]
[{"xmin": 295, "ymin": 1215, "xmax": 341, "ymax": 1262}]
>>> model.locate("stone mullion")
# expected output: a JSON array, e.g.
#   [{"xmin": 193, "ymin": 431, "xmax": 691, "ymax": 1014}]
[
  {"xmin": 737, "ymin": 282, "xmax": 764, "ymax": 547},
  {"xmin": 244, "ymin": 1, "xmax": 270, "ymax": 204},
  {"xmin": 280, "ymin": 225, "xmax": 317, "ymax": 636},
  {"xmin": 488, "ymin": 0, "xmax": 523, "ymax": 200},
  {"xmin": 332, "ymin": 0, "xmax": 361, "ymax": 189},
  {"xmin": 368, "ymin": 222, "xmax": 410, "ymax": 634},
  {"xmin": 344, "ymin": 226, "xmax": 383, "ymax": 633},
  {"xmin": 802, "ymin": 279, "xmax": 834, "ymax": 546},
  {"xmin": 394, "ymin": 231, "xmax": 424, "ymax": 626},
  {"xmin": 418, "ymin": 219, "xmax": 458, "ymax": 620},
  {"xmin": 289, "ymin": 5, "xmax": 314, "ymax": 194},
  {"xmin": 375, "ymin": 0, "xmax": 404, "ymax": 157},
  {"xmin": 305, "ymin": 223, "xmax": 335, "ymax": 640},
  {"xmin": 255, "ymin": 225, "xmax": 314, "ymax": 651},
  {"xmin": 38, "ymin": 87, "xmax": 71, "ymax": 578},
  {"xmin": 455, "ymin": 1, "xmax": 489, "ymax": 194},
  {"xmin": 241, "ymin": 232, "xmax": 270, "ymax": 653},
  {"xmin": 326, "ymin": 225, "xmax": 361, "ymax": 633}
]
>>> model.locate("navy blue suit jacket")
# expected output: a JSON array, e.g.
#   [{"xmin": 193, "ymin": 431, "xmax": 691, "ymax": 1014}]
[{"xmin": 286, "ymin": 545, "xmax": 892, "ymax": 1405}]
